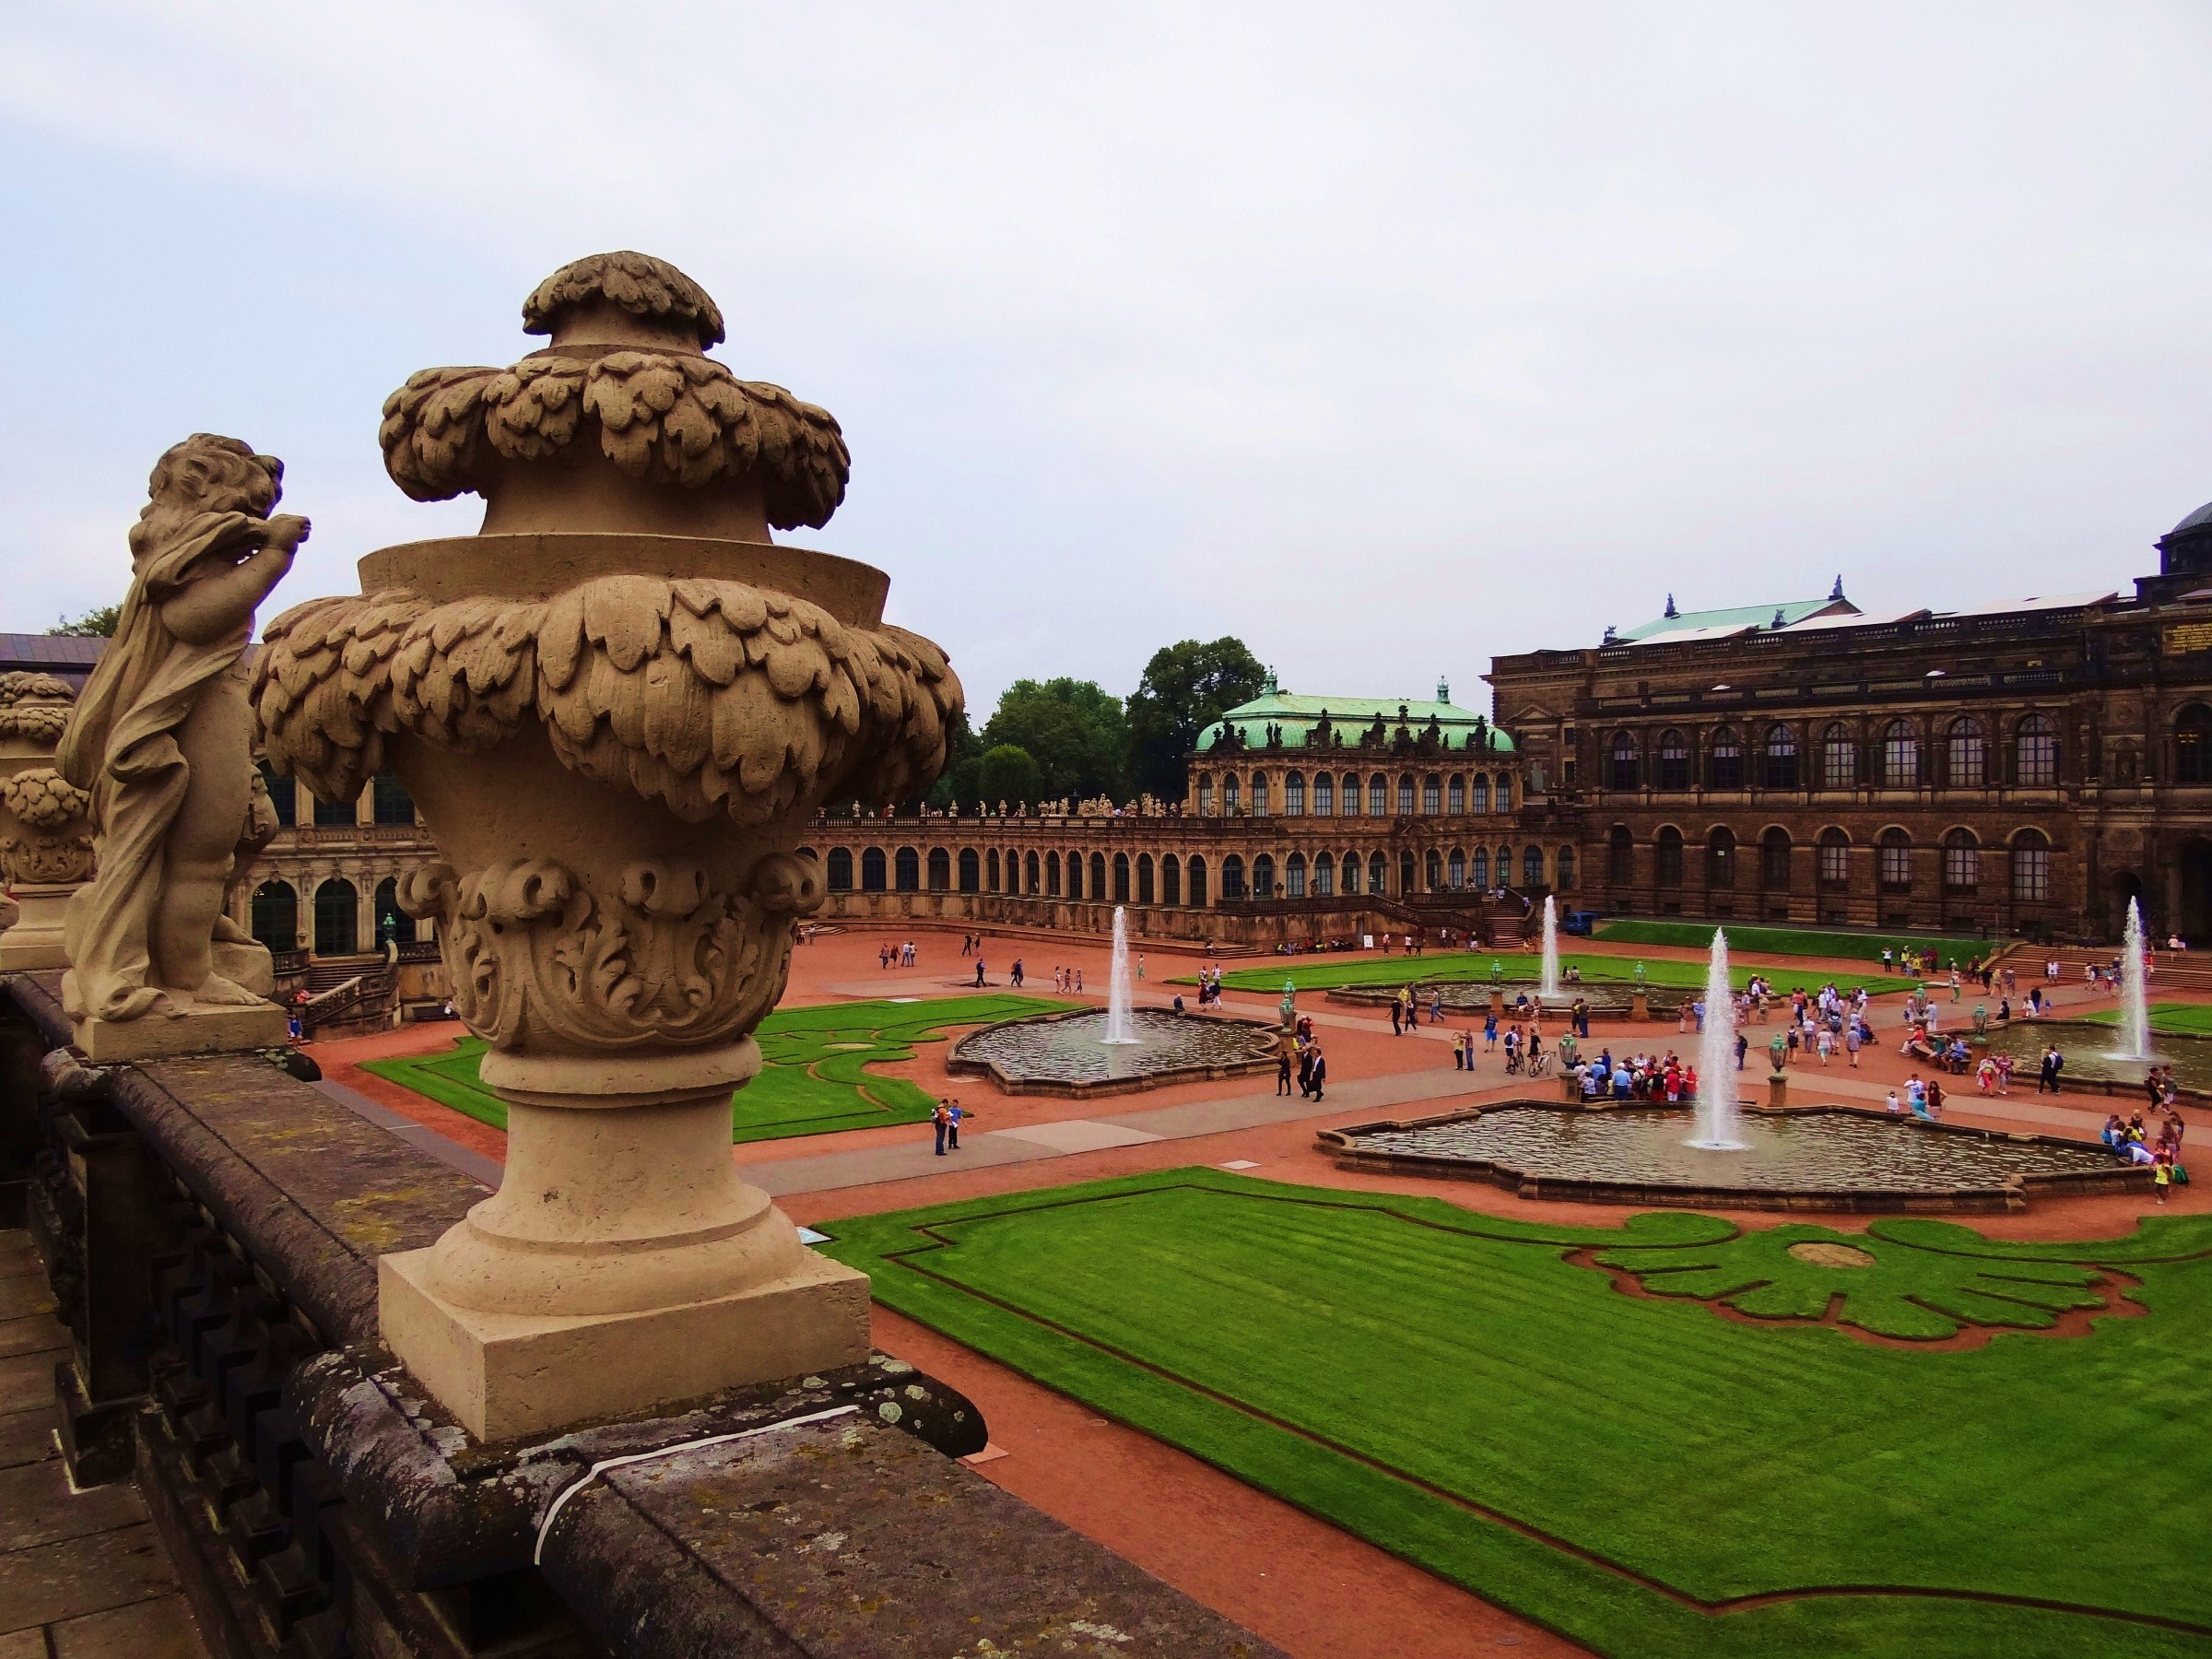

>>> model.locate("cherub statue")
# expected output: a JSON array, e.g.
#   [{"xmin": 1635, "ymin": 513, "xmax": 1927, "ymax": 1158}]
[{"xmin": 59, "ymin": 435, "xmax": 307, "ymax": 1023}]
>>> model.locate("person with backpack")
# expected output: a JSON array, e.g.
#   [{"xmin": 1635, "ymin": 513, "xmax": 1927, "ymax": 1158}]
[{"xmin": 931, "ymin": 1099, "xmax": 950, "ymax": 1156}]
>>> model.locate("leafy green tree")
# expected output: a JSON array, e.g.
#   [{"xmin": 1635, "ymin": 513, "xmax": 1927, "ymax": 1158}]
[
  {"xmin": 48, "ymin": 603, "xmax": 122, "ymax": 638},
  {"xmin": 926, "ymin": 708, "xmax": 984, "ymax": 809},
  {"xmin": 977, "ymin": 743, "xmax": 1041, "ymax": 807},
  {"xmin": 1125, "ymin": 637, "xmax": 1267, "ymax": 799},
  {"xmin": 980, "ymin": 678, "xmax": 1129, "ymax": 802}
]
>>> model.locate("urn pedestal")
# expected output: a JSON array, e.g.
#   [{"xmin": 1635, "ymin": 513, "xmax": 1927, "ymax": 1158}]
[{"xmin": 0, "ymin": 675, "xmax": 95, "ymax": 971}]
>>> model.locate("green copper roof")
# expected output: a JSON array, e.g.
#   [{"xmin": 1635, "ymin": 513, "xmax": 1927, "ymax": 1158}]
[
  {"xmin": 1196, "ymin": 691, "xmax": 1515, "ymax": 755},
  {"xmin": 1615, "ymin": 595, "xmax": 1853, "ymax": 641}
]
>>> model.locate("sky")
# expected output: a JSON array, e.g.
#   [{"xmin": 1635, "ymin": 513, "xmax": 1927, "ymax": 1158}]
[{"xmin": 3, "ymin": 3, "xmax": 2208, "ymax": 721}]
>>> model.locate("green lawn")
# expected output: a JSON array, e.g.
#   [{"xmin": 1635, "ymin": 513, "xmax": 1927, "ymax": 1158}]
[
  {"xmin": 819, "ymin": 1169, "xmax": 2212, "ymax": 1659},
  {"xmin": 361, "ymin": 994, "xmax": 1064, "ymax": 1143},
  {"xmin": 1194, "ymin": 950, "xmax": 1918, "ymax": 997},
  {"xmin": 1594, "ymin": 919, "xmax": 1993, "ymax": 965},
  {"xmin": 2076, "ymin": 1003, "xmax": 2212, "ymax": 1040}
]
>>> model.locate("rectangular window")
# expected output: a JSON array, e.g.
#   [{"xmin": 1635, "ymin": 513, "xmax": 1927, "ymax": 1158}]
[
  {"xmin": 1286, "ymin": 860, "xmax": 1306, "ymax": 897},
  {"xmin": 1818, "ymin": 841, "xmax": 1849, "ymax": 886},
  {"xmin": 1287, "ymin": 775, "xmax": 1305, "ymax": 815},
  {"xmin": 1314, "ymin": 775, "xmax": 1334, "ymax": 815},
  {"xmin": 1943, "ymin": 842, "xmax": 1979, "ymax": 891},
  {"xmin": 2013, "ymin": 845, "xmax": 2051, "ymax": 901},
  {"xmin": 1313, "ymin": 858, "xmax": 1334, "ymax": 896},
  {"xmin": 2018, "ymin": 728, "xmax": 2058, "ymax": 787},
  {"xmin": 1879, "ymin": 841, "xmax": 1912, "ymax": 889},
  {"xmin": 1422, "ymin": 778, "xmax": 1441, "ymax": 815},
  {"xmin": 1252, "ymin": 776, "xmax": 1268, "ymax": 816},
  {"xmin": 1397, "ymin": 778, "xmax": 1416, "ymax": 814},
  {"xmin": 1448, "ymin": 777, "xmax": 1465, "ymax": 814},
  {"xmin": 1369, "ymin": 778, "xmax": 1387, "ymax": 814},
  {"xmin": 1822, "ymin": 734, "xmax": 1855, "ymax": 789}
]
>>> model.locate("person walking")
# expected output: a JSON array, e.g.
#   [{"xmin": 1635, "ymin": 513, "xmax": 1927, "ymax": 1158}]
[
  {"xmin": 1307, "ymin": 1042, "xmax": 1326, "ymax": 1100},
  {"xmin": 973, "ymin": 958, "xmax": 987, "ymax": 988},
  {"xmin": 1277, "ymin": 1035, "xmax": 1295, "ymax": 1097},
  {"xmin": 1012, "ymin": 958, "xmax": 1025, "ymax": 988},
  {"xmin": 1389, "ymin": 997, "xmax": 1402, "ymax": 1036},
  {"xmin": 2038, "ymin": 1045, "xmax": 2063, "ymax": 1095},
  {"xmin": 931, "ymin": 1099, "xmax": 949, "ymax": 1156}
]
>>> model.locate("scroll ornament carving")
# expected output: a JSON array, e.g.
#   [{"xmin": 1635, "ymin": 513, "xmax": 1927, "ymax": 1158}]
[
  {"xmin": 379, "ymin": 354, "xmax": 851, "ymax": 529},
  {"xmin": 251, "ymin": 576, "xmax": 959, "ymax": 830},
  {"xmin": 395, "ymin": 850, "xmax": 822, "ymax": 1051},
  {"xmin": 0, "ymin": 768, "xmax": 95, "ymax": 885}
]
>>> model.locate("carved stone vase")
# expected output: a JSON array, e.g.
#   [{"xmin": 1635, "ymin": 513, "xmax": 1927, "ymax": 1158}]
[
  {"xmin": 0, "ymin": 673, "xmax": 96, "ymax": 971},
  {"xmin": 254, "ymin": 253, "xmax": 961, "ymax": 1439}
]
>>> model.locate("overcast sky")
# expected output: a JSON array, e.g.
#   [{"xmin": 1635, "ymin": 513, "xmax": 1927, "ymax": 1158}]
[{"xmin": 3, "ymin": 4, "xmax": 2208, "ymax": 719}]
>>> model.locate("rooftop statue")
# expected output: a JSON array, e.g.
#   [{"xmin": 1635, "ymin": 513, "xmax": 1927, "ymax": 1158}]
[
  {"xmin": 254, "ymin": 252, "xmax": 960, "ymax": 1438},
  {"xmin": 55, "ymin": 437, "xmax": 303, "ymax": 1058}
]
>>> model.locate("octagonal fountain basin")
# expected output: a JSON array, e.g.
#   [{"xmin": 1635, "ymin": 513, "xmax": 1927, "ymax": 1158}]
[
  {"xmin": 948, "ymin": 1006, "xmax": 1281, "ymax": 1099},
  {"xmin": 1326, "ymin": 982, "xmax": 1672, "ymax": 1018},
  {"xmin": 1320, "ymin": 1102, "xmax": 2147, "ymax": 1212}
]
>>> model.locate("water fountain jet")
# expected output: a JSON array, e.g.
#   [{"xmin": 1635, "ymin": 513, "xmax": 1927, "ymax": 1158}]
[
  {"xmin": 1538, "ymin": 895, "xmax": 1560, "ymax": 1001},
  {"xmin": 2109, "ymin": 897, "xmax": 2159, "ymax": 1063},
  {"xmin": 1103, "ymin": 904, "xmax": 1138, "ymax": 1044},
  {"xmin": 1688, "ymin": 927, "xmax": 1747, "ymax": 1150}
]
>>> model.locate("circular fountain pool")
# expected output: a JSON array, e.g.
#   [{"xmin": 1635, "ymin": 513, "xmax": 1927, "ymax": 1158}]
[
  {"xmin": 948, "ymin": 1006, "xmax": 1281, "ymax": 1098},
  {"xmin": 1321, "ymin": 1102, "xmax": 2144, "ymax": 1211}
]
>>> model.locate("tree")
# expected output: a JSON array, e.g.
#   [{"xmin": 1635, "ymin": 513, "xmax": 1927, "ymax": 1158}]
[
  {"xmin": 48, "ymin": 604, "xmax": 122, "ymax": 638},
  {"xmin": 926, "ymin": 708, "xmax": 984, "ymax": 809},
  {"xmin": 1124, "ymin": 637, "xmax": 1268, "ymax": 799},
  {"xmin": 980, "ymin": 678, "xmax": 1129, "ymax": 802},
  {"xmin": 977, "ymin": 743, "xmax": 1041, "ymax": 807}
]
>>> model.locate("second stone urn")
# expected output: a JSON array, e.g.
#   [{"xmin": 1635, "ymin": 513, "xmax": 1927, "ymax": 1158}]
[
  {"xmin": 254, "ymin": 253, "xmax": 961, "ymax": 1439},
  {"xmin": 0, "ymin": 673, "xmax": 96, "ymax": 971}
]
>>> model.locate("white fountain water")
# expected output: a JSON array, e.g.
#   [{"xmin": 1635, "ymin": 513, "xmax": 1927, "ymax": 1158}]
[
  {"xmin": 1688, "ymin": 927, "xmax": 1747, "ymax": 1150},
  {"xmin": 1539, "ymin": 895, "xmax": 1560, "ymax": 1000},
  {"xmin": 2111, "ymin": 896, "xmax": 2156, "ymax": 1062},
  {"xmin": 1102, "ymin": 905, "xmax": 1138, "ymax": 1044}
]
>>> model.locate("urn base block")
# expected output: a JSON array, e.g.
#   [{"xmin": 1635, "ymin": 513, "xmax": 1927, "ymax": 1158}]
[
  {"xmin": 378, "ymin": 1244, "xmax": 872, "ymax": 1441},
  {"xmin": 73, "ymin": 1002, "xmax": 289, "ymax": 1062},
  {"xmin": 0, "ymin": 886, "xmax": 74, "ymax": 970}
]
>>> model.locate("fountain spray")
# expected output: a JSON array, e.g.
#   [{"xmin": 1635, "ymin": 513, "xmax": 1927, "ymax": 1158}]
[
  {"xmin": 1103, "ymin": 905, "xmax": 1138, "ymax": 1044},
  {"xmin": 2112, "ymin": 897, "xmax": 2156, "ymax": 1063},
  {"xmin": 1688, "ymin": 927, "xmax": 1746, "ymax": 1150},
  {"xmin": 1539, "ymin": 894, "xmax": 1560, "ymax": 1001}
]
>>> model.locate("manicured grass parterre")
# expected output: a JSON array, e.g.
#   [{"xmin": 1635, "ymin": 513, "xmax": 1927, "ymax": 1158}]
[
  {"xmin": 820, "ymin": 1169, "xmax": 2212, "ymax": 1658},
  {"xmin": 2077, "ymin": 1003, "xmax": 2212, "ymax": 1040},
  {"xmin": 361, "ymin": 994, "xmax": 1064, "ymax": 1143},
  {"xmin": 1196, "ymin": 950, "xmax": 1917, "ymax": 998},
  {"xmin": 1594, "ymin": 918, "xmax": 1992, "ymax": 965}
]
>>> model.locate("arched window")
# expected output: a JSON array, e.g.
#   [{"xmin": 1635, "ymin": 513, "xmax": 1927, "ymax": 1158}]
[
  {"xmin": 1471, "ymin": 773, "xmax": 1491, "ymax": 813},
  {"xmin": 1942, "ymin": 830, "xmax": 1979, "ymax": 892},
  {"xmin": 1286, "ymin": 853, "xmax": 1307, "ymax": 898},
  {"xmin": 1025, "ymin": 851, "xmax": 1041, "ymax": 894},
  {"xmin": 1312, "ymin": 853, "xmax": 1335, "ymax": 896},
  {"xmin": 1470, "ymin": 846, "xmax": 1489, "ymax": 889},
  {"xmin": 1196, "ymin": 774, "xmax": 1215, "ymax": 816},
  {"xmin": 1342, "ymin": 771, "xmax": 1360, "ymax": 815},
  {"xmin": 1341, "ymin": 852, "xmax": 1361, "ymax": 895},
  {"xmin": 928, "ymin": 848, "xmax": 951, "ymax": 891},
  {"xmin": 1137, "ymin": 853, "xmax": 1155, "ymax": 904},
  {"xmin": 2178, "ymin": 704, "xmax": 2212, "ymax": 784},
  {"xmin": 1250, "ymin": 853, "xmax": 1274, "ymax": 898},
  {"xmin": 1497, "ymin": 775, "xmax": 1512, "ymax": 812},
  {"xmin": 1821, "ymin": 724, "xmax": 1856, "ymax": 789},
  {"xmin": 1397, "ymin": 774, "xmax": 1417, "ymax": 815},
  {"xmin": 1425, "ymin": 849, "xmax": 1442, "ymax": 889},
  {"xmin": 1448, "ymin": 847, "xmax": 1465, "ymax": 888},
  {"xmin": 1369, "ymin": 774, "xmax": 1388, "ymax": 814},
  {"xmin": 1448, "ymin": 775, "xmax": 1465, "ymax": 815},
  {"xmin": 1814, "ymin": 829, "xmax": 1850, "ymax": 888},
  {"xmin": 1654, "ymin": 827, "xmax": 1684, "ymax": 888},
  {"xmin": 1657, "ymin": 730, "xmax": 1689, "ymax": 791},
  {"xmin": 313, "ymin": 790, "xmax": 358, "ymax": 829},
  {"xmin": 1878, "ymin": 829, "xmax": 1912, "ymax": 890},
  {"xmin": 1880, "ymin": 721, "xmax": 1918, "ymax": 789},
  {"xmin": 313, "ymin": 879, "xmax": 359, "ymax": 957},
  {"xmin": 1762, "ymin": 725, "xmax": 1798, "ymax": 790},
  {"xmin": 1400, "ymin": 851, "xmax": 1418, "ymax": 893},
  {"xmin": 895, "ymin": 847, "xmax": 920, "ymax": 891},
  {"xmin": 250, "ymin": 880, "xmax": 297, "ymax": 952},
  {"xmin": 1607, "ymin": 827, "xmax": 1632, "ymax": 885},
  {"xmin": 1708, "ymin": 728, "xmax": 1742, "ymax": 790},
  {"xmin": 861, "ymin": 847, "xmax": 888, "ymax": 891},
  {"xmin": 1224, "ymin": 774, "xmax": 1241, "ymax": 814},
  {"xmin": 1113, "ymin": 853, "xmax": 1131, "ymax": 901},
  {"xmin": 1496, "ymin": 844, "xmax": 1513, "ymax": 888},
  {"xmin": 2012, "ymin": 830, "xmax": 2051, "ymax": 901},
  {"xmin": 1422, "ymin": 776, "xmax": 1441, "ymax": 815},
  {"xmin": 258, "ymin": 762, "xmax": 297, "ymax": 828},
  {"xmin": 1314, "ymin": 773, "xmax": 1335, "ymax": 815},
  {"xmin": 1523, "ymin": 844, "xmax": 1544, "ymax": 887},
  {"xmin": 1557, "ymin": 846, "xmax": 1576, "ymax": 888},
  {"xmin": 1286, "ymin": 771, "xmax": 1305, "ymax": 815},
  {"xmin": 1610, "ymin": 733, "xmax": 1640, "ymax": 791},
  {"xmin": 986, "ymin": 848, "xmax": 1000, "ymax": 892},
  {"xmin": 1761, "ymin": 828, "xmax": 1791, "ymax": 890},
  {"xmin": 373, "ymin": 877, "xmax": 415, "ymax": 947},
  {"xmin": 1251, "ymin": 773, "xmax": 1269, "ymax": 816},
  {"xmin": 1188, "ymin": 856, "xmax": 1208, "ymax": 906},
  {"xmin": 827, "ymin": 848, "xmax": 854, "ymax": 890},
  {"xmin": 1371, "ymin": 852, "xmax": 1390, "ymax": 895},
  {"xmin": 2017, "ymin": 713, "xmax": 2058, "ymax": 787},
  {"xmin": 1221, "ymin": 855, "xmax": 1246, "ymax": 900},
  {"xmin": 1707, "ymin": 828, "xmax": 1735, "ymax": 889},
  {"xmin": 1091, "ymin": 852, "xmax": 1107, "ymax": 896},
  {"xmin": 1162, "ymin": 854, "xmax": 1182, "ymax": 906},
  {"xmin": 371, "ymin": 771, "xmax": 415, "ymax": 826},
  {"xmin": 1066, "ymin": 852, "xmax": 1083, "ymax": 899},
  {"xmin": 958, "ymin": 848, "xmax": 980, "ymax": 892},
  {"xmin": 1046, "ymin": 851, "xmax": 1063, "ymax": 897},
  {"xmin": 1946, "ymin": 718, "xmax": 1985, "ymax": 789}
]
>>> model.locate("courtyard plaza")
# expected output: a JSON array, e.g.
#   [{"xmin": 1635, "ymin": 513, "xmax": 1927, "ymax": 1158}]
[{"xmin": 303, "ymin": 922, "xmax": 2212, "ymax": 1659}]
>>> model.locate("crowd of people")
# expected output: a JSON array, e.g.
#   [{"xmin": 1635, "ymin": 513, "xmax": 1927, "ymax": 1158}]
[{"xmin": 1573, "ymin": 1049, "xmax": 1700, "ymax": 1102}]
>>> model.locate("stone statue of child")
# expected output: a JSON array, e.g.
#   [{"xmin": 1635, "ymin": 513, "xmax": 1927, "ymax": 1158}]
[{"xmin": 59, "ymin": 435, "xmax": 307, "ymax": 1023}]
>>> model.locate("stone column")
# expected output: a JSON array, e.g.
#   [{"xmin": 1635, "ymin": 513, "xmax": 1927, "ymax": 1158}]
[
  {"xmin": 255, "ymin": 253, "xmax": 959, "ymax": 1441},
  {"xmin": 0, "ymin": 675, "xmax": 96, "ymax": 971}
]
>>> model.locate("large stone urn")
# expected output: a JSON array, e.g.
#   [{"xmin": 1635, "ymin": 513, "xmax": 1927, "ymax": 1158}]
[
  {"xmin": 253, "ymin": 253, "xmax": 961, "ymax": 1439},
  {"xmin": 0, "ymin": 673, "xmax": 96, "ymax": 971}
]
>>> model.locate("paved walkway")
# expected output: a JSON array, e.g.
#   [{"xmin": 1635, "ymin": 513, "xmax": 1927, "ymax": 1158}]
[{"xmin": 0, "ymin": 1230, "xmax": 207, "ymax": 1658}]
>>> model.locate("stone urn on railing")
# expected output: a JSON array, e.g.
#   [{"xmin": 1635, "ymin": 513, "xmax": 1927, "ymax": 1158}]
[
  {"xmin": 0, "ymin": 673, "xmax": 97, "ymax": 971},
  {"xmin": 253, "ymin": 253, "xmax": 961, "ymax": 1439}
]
